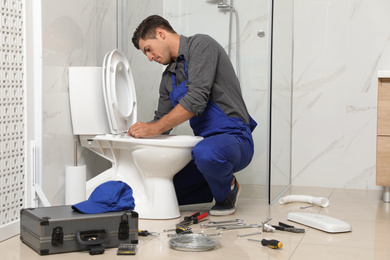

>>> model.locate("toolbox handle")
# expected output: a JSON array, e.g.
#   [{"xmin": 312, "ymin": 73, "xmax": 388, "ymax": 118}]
[
  {"xmin": 75, "ymin": 229, "xmax": 110, "ymax": 246},
  {"xmin": 76, "ymin": 229, "xmax": 110, "ymax": 255}
]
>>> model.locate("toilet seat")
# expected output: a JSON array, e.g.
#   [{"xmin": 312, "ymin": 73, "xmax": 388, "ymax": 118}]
[{"xmin": 102, "ymin": 50, "xmax": 137, "ymax": 134}]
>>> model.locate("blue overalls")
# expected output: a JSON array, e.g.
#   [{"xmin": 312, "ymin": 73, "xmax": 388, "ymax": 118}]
[{"xmin": 170, "ymin": 56, "xmax": 257, "ymax": 205}]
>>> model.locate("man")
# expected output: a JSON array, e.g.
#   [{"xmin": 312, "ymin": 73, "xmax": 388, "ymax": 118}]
[{"xmin": 128, "ymin": 15, "xmax": 256, "ymax": 216}]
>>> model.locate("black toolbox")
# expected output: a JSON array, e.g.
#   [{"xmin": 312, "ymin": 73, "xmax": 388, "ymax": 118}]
[{"xmin": 20, "ymin": 205, "xmax": 138, "ymax": 255}]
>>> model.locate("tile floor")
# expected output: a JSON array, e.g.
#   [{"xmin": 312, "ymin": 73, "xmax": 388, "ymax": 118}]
[{"xmin": 1, "ymin": 185, "xmax": 389, "ymax": 259}]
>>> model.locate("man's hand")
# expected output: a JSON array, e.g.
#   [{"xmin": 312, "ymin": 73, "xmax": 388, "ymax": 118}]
[
  {"xmin": 127, "ymin": 121, "xmax": 159, "ymax": 138},
  {"xmin": 127, "ymin": 104, "xmax": 195, "ymax": 138}
]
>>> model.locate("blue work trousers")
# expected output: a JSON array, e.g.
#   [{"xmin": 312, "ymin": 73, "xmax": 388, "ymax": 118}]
[{"xmin": 173, "ymin": 130, "xmax": 254, "ymax": 205}]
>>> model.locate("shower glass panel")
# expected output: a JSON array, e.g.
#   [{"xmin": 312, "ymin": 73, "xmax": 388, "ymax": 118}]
[
  {"xmin": 269, "ymin": 0, "xmax": 293, "ymax": 203},
  {"xmin": 162, "ymin": 0, "xmax": 272, "ymax": 193}
]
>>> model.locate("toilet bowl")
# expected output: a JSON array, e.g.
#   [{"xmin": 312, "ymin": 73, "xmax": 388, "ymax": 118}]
[{"xmin": 68, "ymin": 49, "xmax": 203, "ymax": 219}]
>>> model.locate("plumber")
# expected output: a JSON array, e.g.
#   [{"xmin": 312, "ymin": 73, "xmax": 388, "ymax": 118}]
[{"xmin": 128, "ymin": 15, "xmax": 257, "ymax": 216}]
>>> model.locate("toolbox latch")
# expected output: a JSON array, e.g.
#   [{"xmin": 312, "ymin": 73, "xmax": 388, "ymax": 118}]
[
  {"xmin": 118, "ymin": 213, "xmax": 129, "ymax": 240},
  {"xmin": 51, "ymin": 226, "xmax": 64, "ymax": 246}
]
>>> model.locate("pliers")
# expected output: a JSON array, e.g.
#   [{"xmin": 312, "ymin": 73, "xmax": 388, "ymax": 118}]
[
  {"xmin": 271, "ymin": 222, "xmax": 305, "ymax": 233},
  {"xmin": 176, "ymin": 212, "xmax": 208, "ymax": 227}
]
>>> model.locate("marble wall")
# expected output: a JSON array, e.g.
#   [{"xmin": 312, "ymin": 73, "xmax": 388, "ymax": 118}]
[
  {"xmin": 292, "ymin": 0, "xmax": 390, "ymax": 189},
  {"xmin": 40, "ymin": 0, "xmax": 163, "ymax": 205},
  {"xmin": 40, "ymin": 0, "xmax": 272, "ymax": 205},
  {"xmin": 41, "ymin": 0, "xmax": 119, "ymax": 205}
]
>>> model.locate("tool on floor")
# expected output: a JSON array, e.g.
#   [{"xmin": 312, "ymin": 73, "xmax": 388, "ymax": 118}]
[
  {"xmin": 167, "ymin": 227, "xmax": 193, "ymax": 237},
  {"xmin": 117, "ymin": 244, "xmax": 137, "ymax": 255},
  {"xmin": 271, "ymin": 222, "xmax": 305, "ymax": 233},
  {"xmin": 237, "ymin": 231, "xmax": 261, "ymax": 238},
  {"xmin": 176, "ymin": 212, "xmax": 208, "ymax": 227},
  {"xmin": 217, "ymin": 224, "xmax": 260, "ymax": 231},
  {"xmin": 208, "ymin": 219, "xmax": 243, "ymax": 224},
  {"xmin": 300, "ymin": 205, "xmax": 314, "ymax": 209},
  {"xmin": 138, "ymin": 230, "xmax": 160, "ymax": 236},
  {"xmin": 262, "ymin": 223, "xmax": 276, "ymax": 233},
  {"xmin": 205, "ymin": 232, "xmax": 223, "ymax": 236},
  {"xmin": 176, "ymin": 227, "xmax": 193, "ymax": 234},
  {"xmin": 248, "ymin": 239, "xmax": 283, "ymax": 249},
  {"xmin": 200, "ymin": 223, "xmax": 245, "ymax": 228},
  {"xmin": 262, "ymin": 217, "xmax": 272, "ymax": 225}
]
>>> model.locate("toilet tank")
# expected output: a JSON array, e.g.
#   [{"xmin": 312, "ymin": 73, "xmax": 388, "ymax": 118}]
[{"xmin": 68, "ymin": 67, "xmax": 110, "ymax": 135}]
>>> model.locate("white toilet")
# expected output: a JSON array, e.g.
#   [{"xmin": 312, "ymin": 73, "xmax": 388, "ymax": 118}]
[{"xmin": 68, "ymin": 49, "xmax": 203, "ymax": 219}]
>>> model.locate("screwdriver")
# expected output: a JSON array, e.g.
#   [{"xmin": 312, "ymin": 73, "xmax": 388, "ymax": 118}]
[
  {"xmin": 261, "ymin": 239, "xmax": 283, "ymax": 249},
  {"xmin": 248, "ymin": 238, "xmax": 283, "ymax": 249}
]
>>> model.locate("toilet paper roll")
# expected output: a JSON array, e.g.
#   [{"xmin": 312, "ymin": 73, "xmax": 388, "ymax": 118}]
[{"xmin": 65, "ymin": 165, "xmax": 86, "ymax": 205}]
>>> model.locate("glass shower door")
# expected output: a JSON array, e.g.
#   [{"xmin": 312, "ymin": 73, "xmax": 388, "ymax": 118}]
[
  {"xmin": 162, "ymin": 0, "xmax": 273, "ymax": 196},
  {"xmin": 269, "ymin": 0, "xmax": 293, "ymax": 203}
]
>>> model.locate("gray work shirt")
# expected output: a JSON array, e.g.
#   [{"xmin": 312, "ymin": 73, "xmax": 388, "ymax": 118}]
[{"xmin": 154, "ymin": 34, "xmax": 250, "ymax": 124}]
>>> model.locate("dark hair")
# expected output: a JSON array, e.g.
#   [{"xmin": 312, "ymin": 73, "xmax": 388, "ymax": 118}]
[{"xmin": 132, "ymin": 15, "xmax": 176, "ymax": 49}]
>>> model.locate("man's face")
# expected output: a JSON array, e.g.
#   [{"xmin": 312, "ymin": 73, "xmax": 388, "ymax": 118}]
[{"xmin": 139, "ymin": 33, "xmax": 171, "ymax": 65}]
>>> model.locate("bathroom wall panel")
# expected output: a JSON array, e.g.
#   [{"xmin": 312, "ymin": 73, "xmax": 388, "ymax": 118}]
[
  {"xmin": 292, "ymin": 0, "xmax": 390, "ymax": 189},
  {"xmin": 41, "ymin": 0, "xmax": 116, "ymax": 205}
]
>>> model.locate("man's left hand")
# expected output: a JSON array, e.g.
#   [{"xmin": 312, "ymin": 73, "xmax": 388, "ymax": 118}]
[{"xmin": 127, "ymin": 104, "xmax": 195, "ymax": 138}]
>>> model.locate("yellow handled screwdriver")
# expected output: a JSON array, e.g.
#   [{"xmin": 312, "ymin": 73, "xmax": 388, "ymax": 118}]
[
  {"xmin": 261, "ymin": 239, "xmax": 283, "ymax": 249},
  {"xmin": 248, "ymin": 239, "xmax": 283, "ymax": 249}
]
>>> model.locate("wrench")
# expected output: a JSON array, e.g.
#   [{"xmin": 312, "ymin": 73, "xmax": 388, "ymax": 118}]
[
  {"xmin": 262, "ymin": 217, "xmax": 272, "ymax": 225},
  {"xmin": 200, "ymin": 223, "xmax": 245, "ymax": 228},
  {"xmin": 217, "ymin": 224, "xmax": 260, "ymax": 231},
  {"xmin": 208, "ymin": 219, "xmax": 244, "ymax": 224},
  {"xmin": 237, "ymin": 231, "xmax": 262, "ymax": 238}
]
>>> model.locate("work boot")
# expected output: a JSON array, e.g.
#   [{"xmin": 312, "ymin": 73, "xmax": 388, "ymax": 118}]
[{"xmin": 209, "ymin": 177, "xmax": 240, "ymax": 216}]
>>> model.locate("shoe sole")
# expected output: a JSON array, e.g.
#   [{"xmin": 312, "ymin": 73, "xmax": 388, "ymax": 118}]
[{"xmin": 209, "ymin": 185, "xmax": 241, "ymax": 216}]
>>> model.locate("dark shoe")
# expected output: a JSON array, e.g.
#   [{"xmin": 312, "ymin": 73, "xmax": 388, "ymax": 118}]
[{"xmin": 209, "ymin": 177, "xmax": 240, "ymax": 216}]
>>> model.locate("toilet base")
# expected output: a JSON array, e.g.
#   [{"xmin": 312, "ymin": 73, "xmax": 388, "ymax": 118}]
[{"xmin": 79, "ymin": 134, "xmax": 203, "ymax": 220}]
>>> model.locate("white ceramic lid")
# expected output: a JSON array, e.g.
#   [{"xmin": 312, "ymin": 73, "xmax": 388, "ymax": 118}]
[{"xmin": 102, "ymin": 50, "xmax": 137, "ymax": 134}]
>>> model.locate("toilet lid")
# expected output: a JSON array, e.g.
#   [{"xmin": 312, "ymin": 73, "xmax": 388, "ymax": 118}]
[{"xmin": 102, "ymin": 50, "xmax": 137, "ymax": 134}]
